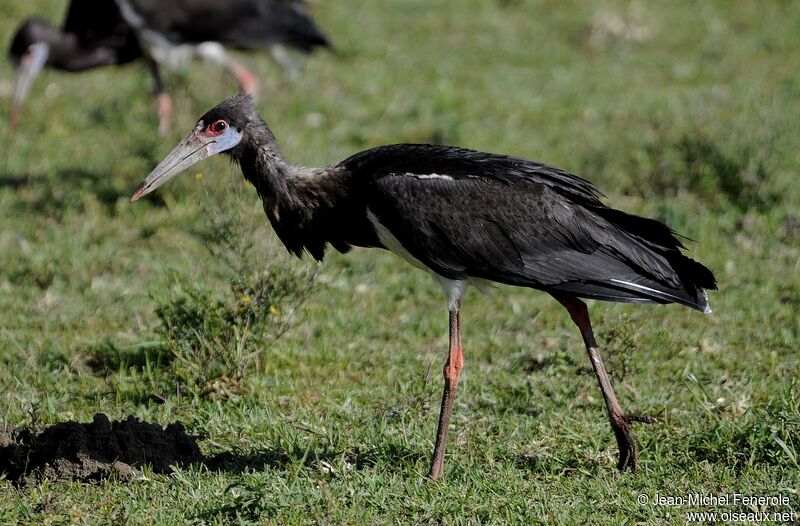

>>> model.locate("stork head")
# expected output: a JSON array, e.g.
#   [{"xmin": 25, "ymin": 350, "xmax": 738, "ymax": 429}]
[
  {"xmin": 9, "ymin": 18, "xmax": 57, "ymax": 131},
  {"xmin": 131, "ymin": 94, "xmax": 258, "ymax": 202}
]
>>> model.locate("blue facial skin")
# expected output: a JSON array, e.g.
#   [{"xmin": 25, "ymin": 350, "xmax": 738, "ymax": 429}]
[
  {"xmin": 207, "ymin": 125, "xmax": 243, "ymax": 155},
  {"xmin": 130, "ymin": 120, "xmax": 243, "ymax": 202}
]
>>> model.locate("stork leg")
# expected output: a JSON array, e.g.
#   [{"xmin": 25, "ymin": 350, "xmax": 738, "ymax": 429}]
[
  {"xmin": 156, "ymin": 92, "xmax": 173, "ymax": 137},
  {"xmin": 147, "ymin": 59, "xmax": 172, "ymax": 136},
  {"xmin": 223, "ymin": 59, "xmax": 259, "ymax": 97},
  {"xmin": 554, "ymin": 295, "xmax": 649, "ymax": 472},
  {"xmin": 195, "ymin": 42, "xmax": 259, "ymax": 97},
  {"xmin": 428, "ymin": 303, "xmax": 463, "ymax": 480}
]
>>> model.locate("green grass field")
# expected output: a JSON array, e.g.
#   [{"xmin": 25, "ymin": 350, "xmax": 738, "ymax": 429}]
[{"xmin": 1, "ymin": 0, "xmax": 799, "ymax": 523}]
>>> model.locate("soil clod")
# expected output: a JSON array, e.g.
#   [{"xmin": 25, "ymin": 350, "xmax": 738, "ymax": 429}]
[{"xmin": 0, "ymin": 413, "xmax": 203, "ymax": 483}]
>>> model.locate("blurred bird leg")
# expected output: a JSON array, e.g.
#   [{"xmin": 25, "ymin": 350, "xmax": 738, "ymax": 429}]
[
  {"xmin": 9, "ymin": 108, "xmax": 20, "ymax": 135},
  {"xmin": 146, "ymin": 59, "xmax": 172, "ymax": 135},
  {"xmin": 196, "ymin": 42, "xmax": 259, "ymax": 97},
  {"xmin": 156, "ymin": 92, "xmax": 173, "ymax": 136},
  {"xmin": 271, "ymin": 45, "xmax": 300, "ymax": 82},
  {"xmin": 226, "ymin": 60, "xmax": 259, "ymax": 97},
  {"xmin": 554, "ymin": 295, "xmax": 651, "ymax": 472},
  {"xmin": 10, "ymin": 42, "xmax": 49, "ymax": 133}
]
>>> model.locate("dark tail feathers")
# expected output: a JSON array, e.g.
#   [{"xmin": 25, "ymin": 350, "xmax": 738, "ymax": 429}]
[{"xmin": 592, "ymin": 206, "xmax": 718, "ymax": 311}]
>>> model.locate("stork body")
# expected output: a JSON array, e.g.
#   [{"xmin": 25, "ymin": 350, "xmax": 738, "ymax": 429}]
[
  {"xmin": 8, "ymin": 0, "xmax": 331, "ymax": 133},
  {"xmin": 132, "ymin": 95, "xmax": 717, "ymax": 478}
]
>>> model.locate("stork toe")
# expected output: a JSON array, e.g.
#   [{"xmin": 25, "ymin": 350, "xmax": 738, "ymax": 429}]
[{"xmin": 610, "ymin": 412, "xmax": 638, "ymax": 472}]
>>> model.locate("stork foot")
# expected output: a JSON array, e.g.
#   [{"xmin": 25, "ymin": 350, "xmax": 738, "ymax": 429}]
[{"xmin": 609, "ymin": 412, "xmax": 654, "ymax": 472}]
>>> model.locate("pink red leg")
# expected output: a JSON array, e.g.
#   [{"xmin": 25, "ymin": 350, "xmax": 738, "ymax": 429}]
[
  {"xmin": 156, "ymin": 92, "xmax": 173, "ymax": 136},
  {"xmin": 225, "ymin": 59, "xmax": 259, "ymax": 97},
  {"xmin": 428, "ymin": 305, "xmax": 463, "ymax": 480}
]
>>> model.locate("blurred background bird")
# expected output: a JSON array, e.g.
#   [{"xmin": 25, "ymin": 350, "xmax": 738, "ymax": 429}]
[{"xmin": 8, "ymin": 0, "xmax": 333, "ymax": 134}]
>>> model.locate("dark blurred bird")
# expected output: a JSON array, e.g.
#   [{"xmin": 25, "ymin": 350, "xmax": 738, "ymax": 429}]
[
  {"xmin": 131, "ymin": 94, "xmax": 717, "ymax": 478},
  {"xmin": 8, "ymin": 0, "xmax": 332, "ymax": 133}
]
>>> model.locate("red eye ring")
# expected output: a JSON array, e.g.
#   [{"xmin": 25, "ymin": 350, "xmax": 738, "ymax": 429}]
[{"xmin": 206, "ymin": 119, "xmax": 228, "ymax": 136}]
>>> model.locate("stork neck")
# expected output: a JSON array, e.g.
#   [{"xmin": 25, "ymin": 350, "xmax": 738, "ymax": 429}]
[
  {"xmin": 230, "ymin": 119, "xmax": 361, "ymax": 258},
  {"xmin": 233, "ymin": 119, "xmax": 352, "ymax": 248},
  {"xmin": 235, "ymin": 132, "xmax": 328, "ymax": 226},
  {"xmin": 240, "ymin": 144, "xmax": 292, "ymax": 200},
  {"xmin": 240, "ymin": 144, "xmax": 348, "ymax": 216}
]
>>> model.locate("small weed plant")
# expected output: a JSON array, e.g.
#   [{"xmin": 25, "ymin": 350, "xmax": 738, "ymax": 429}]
[{"xmin": 155, "ymin": 180, "xmax": 316, "ymax": 396}]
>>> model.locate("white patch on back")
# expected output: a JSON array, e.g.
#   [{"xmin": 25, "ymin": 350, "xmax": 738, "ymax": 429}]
[{"xmin": 406, "ymin": 173, "xmax": 453, "ymax": 181}]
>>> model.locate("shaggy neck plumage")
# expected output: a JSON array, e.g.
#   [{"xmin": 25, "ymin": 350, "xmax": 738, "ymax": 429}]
[
  {"xmin": 234, "ymin": 121, "xmax": 293, "ymax": 207},
  {"xmin": 229, "ymin": 117, "xmax": 351, "ymax": 258}
]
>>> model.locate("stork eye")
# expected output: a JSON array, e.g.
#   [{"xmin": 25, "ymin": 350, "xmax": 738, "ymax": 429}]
[{"xmin": 211, "ymin": 120, "xmax": 228, "ymax": 133}]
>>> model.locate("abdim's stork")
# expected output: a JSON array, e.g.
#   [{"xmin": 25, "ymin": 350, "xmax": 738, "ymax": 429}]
[
  {"xmin": 131, "ymin": 95, "xmax": 717, "ymax": 478},
  {"xmin": 8, "ymin": 0, "xmax": 331, "ymax": 133}
]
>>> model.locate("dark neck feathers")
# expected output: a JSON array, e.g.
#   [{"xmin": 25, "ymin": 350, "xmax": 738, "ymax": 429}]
[{"xmin": 230, "ymin": 118, "xmax": 355, "ymax": 259}]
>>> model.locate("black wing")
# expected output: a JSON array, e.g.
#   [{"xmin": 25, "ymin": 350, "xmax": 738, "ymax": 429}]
[
  {"xmin": 343, "ymin": 143, "xmax": 605, "ymax": 206},
  {"xmin": 345, "ymin": 145, "xmax": 716, "ymax": 311},
  {"xmin": 124, "ymin": 0, "xmax": 331, "ymax": 51}
]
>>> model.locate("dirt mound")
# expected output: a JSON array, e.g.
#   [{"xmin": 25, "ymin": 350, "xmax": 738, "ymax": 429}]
[{"xmin": 0, "ymin": 413, "xmax": 203, "ymax": 483}]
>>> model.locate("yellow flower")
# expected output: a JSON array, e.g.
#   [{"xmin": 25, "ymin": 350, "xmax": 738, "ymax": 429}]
[
  {"xmin": 195, "ymin": 172, "xmax": 204, "ymax": 181},
  {"xmin": 269, "ymin": 306, "xmax": 278, "ymax": 315},
  {"xmin": 241, "ymin": 294, "xmax": 252, "ymax": 304}
]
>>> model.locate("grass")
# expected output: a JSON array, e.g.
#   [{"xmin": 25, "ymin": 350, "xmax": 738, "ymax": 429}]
[{"xmin": 1, "ymin": 0, "xmax": 799, "ymax": 523}]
